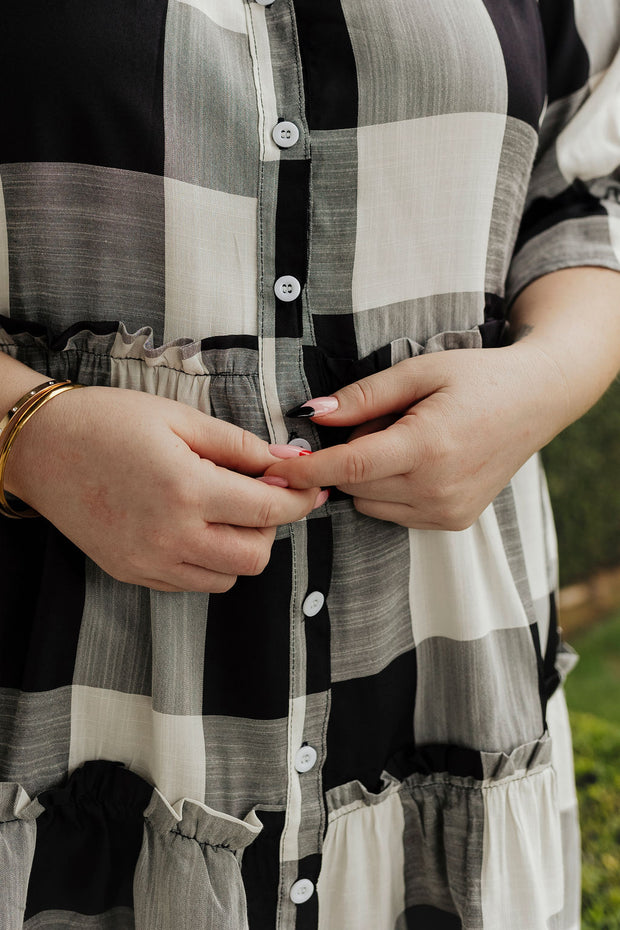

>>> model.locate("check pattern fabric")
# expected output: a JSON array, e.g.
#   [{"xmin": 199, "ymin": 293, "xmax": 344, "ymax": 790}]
[{"xmin": 1, "ymin": 1, "xmax": 619, "ymax": 928}]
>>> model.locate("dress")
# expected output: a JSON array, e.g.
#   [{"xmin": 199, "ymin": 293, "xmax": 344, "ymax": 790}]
[{"xmin": 1, "ymin": 1, "xmax": 619, "ymax": 928}]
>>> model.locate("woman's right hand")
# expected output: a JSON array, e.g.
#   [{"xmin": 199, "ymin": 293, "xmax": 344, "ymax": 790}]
[{"xmin": 4, "ymin": 385, "xmax": 320, "ymax": 592}]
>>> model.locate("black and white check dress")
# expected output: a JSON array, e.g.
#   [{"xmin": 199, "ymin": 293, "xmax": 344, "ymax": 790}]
[{"xmin": 1, "ymin": 2, "xmax": 619, "ymax": 928}]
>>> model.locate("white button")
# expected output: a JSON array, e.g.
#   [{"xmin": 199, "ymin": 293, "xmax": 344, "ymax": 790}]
[
  {"xmin": 274, "ymin": 275, "xmax": 301, "ymax": 302},
  {"xmin": 288, "ymin": 438, "xmax": 312, "ymax": 452},
  {"xmin": 302, "ymin": 591, "xmax": 324, "ymax": 618},
  {"xmin": 272, "ymin": 121, "xmax": 300, "ymax": 149},
  {"xmin": 290, "ymin": 879, "xmax": 314, "ymax": 905},
  {"xmin": 294, "ymin": 745, "xmax": 317, "ymax": 773},
  {"xmin": 255, "ymin": 0, "xmax": 274, "ymax": 5}
]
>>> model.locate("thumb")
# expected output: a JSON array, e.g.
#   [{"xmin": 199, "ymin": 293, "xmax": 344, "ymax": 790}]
[
  {"xmin": 285, "ymin": 355, "xmax": 444, "ymax": 426},
  {"xmin": 174, "ymin": 406, "xmax": 276, "ymax": 476}
]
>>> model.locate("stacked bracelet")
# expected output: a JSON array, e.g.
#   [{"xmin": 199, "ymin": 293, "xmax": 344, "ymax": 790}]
[{"xmin": 0, "ymin": 379, "xmax": 84, "ymax": 519}]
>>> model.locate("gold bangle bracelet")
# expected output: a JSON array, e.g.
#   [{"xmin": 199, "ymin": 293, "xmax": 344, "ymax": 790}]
[
  {"xmin": 0, "ymin": 380, "xmax": 65, "ymax": 434},
  {"xmin": 0, "ymin": 382, "xmax": 84, "ymax": 519}
]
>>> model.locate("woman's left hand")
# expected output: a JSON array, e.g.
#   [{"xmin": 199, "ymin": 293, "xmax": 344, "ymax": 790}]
[{"xmin": 264, "ymin": 343, "xmax": 571, "ymax": 530}]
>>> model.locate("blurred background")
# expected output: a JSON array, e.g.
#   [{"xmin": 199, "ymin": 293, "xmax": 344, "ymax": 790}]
[{"xmin": 542, "ymin": 375, "xmax": 620, "ymax": 929}]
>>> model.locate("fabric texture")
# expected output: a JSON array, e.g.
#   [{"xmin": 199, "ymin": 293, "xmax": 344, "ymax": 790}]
[{"xmin": 1, "ymin": 1, "xmax": 619, "ymax": 927}]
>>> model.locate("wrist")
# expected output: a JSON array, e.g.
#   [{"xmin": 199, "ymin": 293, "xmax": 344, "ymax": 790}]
[
  {"xmin": 502, "ymin": 341, "xmax": 573, "ymax": 442},
  {"xmin": 1, "ymin": 382, "xmax": 84, "ymax": 508}
]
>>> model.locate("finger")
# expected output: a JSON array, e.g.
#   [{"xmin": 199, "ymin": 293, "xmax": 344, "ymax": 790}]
[
  {"xmin": 140, "ymin": 566, "xmax": 238, "ymax": 594},
  {"xmin": 352, "ymin": 497, "xmax": 443, "ymax": 530},
  {"xmin": 199, "ymin": 464, "xmax": 320, "ymax": 527},
  {"xmin": 265, "ymin": 418, "xmax": 418, "ymax": 489},
  {"xmin": 180, "ymin": 523, "xmax": 276, "ymax": 577},
  {"xmin": 178, "ymin": 407, "xmax": 287, "ymax": 476},
  {"xmin": 285, "ymin": 354, "xmax": 445, "ymax": 427},
  {"xmin": 336, "ymin": 475, "xmax": 410, "ymax": 501}
]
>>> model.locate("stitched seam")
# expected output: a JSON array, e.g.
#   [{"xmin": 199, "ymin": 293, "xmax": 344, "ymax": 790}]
[{"xmin": 169, "ymin": 827, "xmax": 232, "ymax": 850}]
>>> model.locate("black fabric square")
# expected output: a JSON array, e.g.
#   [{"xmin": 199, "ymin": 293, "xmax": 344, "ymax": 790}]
[
  {"xmin": 403, "ymin": 904, "xmax": 462, "ymax": 929},
  {"xmin": 0, "ymin": 0, "xmax": 168, "ymax": 172},
  {"xmin": 202, "ymin": 538, "xmax": 292, "ymax": 720},
  {"xmin": 323, "ymin": 649, "xmax": 417, "ymax": 792},
  {"xmin": 242, "ymin": 810, "xmax": 285, "ymax": 930},
  {"xmin": 480, "ymin": 0, "xmax": 547, "ymax": 129},
  {"xmin": 25, "ymin": 761, "xmax": 152, "ymax": 919},
  {"xmin": 0, "ymin": 519, "xmax": 85, "ymax": 692},
  {"xmin": 516, "ymin": 184, "xmax": 607, "ymax": 253},
  {"xmin": 292, "ymin": 0, "xmax": 358, "ymax": 131},
  {"xmin": 538, "ymin": 0, "xmax": 591, "ymax": 103}
]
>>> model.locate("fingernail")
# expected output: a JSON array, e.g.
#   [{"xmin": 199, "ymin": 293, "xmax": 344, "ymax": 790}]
[
  {"xmin": 269, "ymin": 444, "xmax": 312, "ymax": 459},
  {"xmin": 256, "ymin": 475, "xmax": 290, "ymax": 488},
  {"xmin": 313, "ymin": 489, "xmax": 330, "ymax": 509},
  {"xmin": 286, "ymin": 396, "xmax": 339, "ymax": 419}
]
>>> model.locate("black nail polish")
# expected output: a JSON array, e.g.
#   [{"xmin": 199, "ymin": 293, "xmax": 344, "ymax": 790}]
[{"xmin": 286, "ymin": 403, "xmax": 315, "ymax": 418}]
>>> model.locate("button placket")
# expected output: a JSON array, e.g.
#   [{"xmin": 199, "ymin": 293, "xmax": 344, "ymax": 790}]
[
  {"xmin": 272, "ymin": 120, "xmax": 300, "ymax": 149},
  {"xmin": 290, "ymin": 878, "xmax": 315, "ymax": 905},
  {"xmin": 302, "ymin": 591, "xmax": 325, "ymax": 618},
  {"xmin": 294, "ymin": 744, "xmax": 317, "ymax": 773},
  {"xmin": 274, "ymin": 275, "xmax": 301, "ymax": 302}
]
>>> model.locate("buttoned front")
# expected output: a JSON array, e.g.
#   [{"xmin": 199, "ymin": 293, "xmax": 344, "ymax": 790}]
[
  {"xmin": 272, "ymin": 120, "xmax": 300, "ymax": 149},
  {"xmin": 274, "ymin": 275, "xmax": 301, "ymax": 302},
  {"xmin": 289, "ymin": 879, "xmax": 314, "ymax": 905},
  {"xmin": 302, "ymin": 591, "xmax": 324, "ymax": 618},
  {"xmin": 294, "ymin": 745, "xmax": 318, "ymax": 773},
  {"xmin": 1, "ymin": 1, "xmax": 618, "ymax": 928}
]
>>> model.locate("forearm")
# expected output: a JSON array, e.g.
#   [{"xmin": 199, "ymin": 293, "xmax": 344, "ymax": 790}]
[{"xmin": 507, "ymin": 267, "xmax": 620, "ymax": 430}]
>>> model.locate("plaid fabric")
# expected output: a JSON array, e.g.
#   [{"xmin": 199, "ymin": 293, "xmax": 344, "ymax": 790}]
[{"xmin": 1, "ymin": 1, "xmax": 619, "ymax": 927}]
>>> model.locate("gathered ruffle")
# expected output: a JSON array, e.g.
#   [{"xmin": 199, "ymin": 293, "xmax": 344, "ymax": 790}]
[
  {"xmin": 320, "ymin": 731, "xmax": 565, "ymax": 930},
  {"xmin": 1, "ymin": 762, "xmax": 263, "ymax": 930}
]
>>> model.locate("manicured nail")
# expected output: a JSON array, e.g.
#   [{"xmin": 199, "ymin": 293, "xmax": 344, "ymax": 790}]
[
  {"xmin": 269, "ymin": 444, "xmax": 312, "ymax": 459},
  {"xmin": 256, "ymin": 475, "xmax": 290, "ymax": 488},
  {"xmin": 313, "ymin": 489, "xmax": 330, "ymax": 509},
  {"xmin": 286, "ymin": 396, "xmax": 339, "ymax": 418}
]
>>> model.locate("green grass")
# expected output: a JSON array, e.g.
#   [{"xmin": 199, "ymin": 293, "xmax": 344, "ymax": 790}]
[
  {"xmin": 564, "ymin": 611, "xmax": 620, "ymax": 727},
  {"xmin": 564, "ymin": 610, "xmax": 620, "ymax": 927}
]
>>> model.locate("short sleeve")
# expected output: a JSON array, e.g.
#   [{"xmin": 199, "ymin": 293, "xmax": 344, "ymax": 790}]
[{"xmin": 506, "ymin": 0, "xmax": 620, "ymax": 305}]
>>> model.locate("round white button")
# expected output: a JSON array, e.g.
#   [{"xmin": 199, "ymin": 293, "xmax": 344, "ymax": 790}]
[
  {"xmin": 272, "ymin": 120, "xmax": 300, "ymax": 149},
  {"xmin": 294, "ymin": 745, "xmax": 317, "ymax": 773},
  {"xmin": 274, "ymin": 275, "xmax": 301, "ymax": 302},
  {"xmin": 290, "ymin": 879, "xmax": 314, "ymax": 905},
  {"xmin": 288, "ymin": 437, "xmax": 312, "ymax": 452},
  {"xmin": 255, "ymin": 0, "xmax": 274, "ymax": 5},
  {"xmin": 302, "ymin": 591, "xmax": 324, "ymax": 618}
]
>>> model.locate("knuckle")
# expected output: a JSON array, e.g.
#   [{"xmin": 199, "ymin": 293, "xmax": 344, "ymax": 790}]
[
  {"xmin": 254, "ymin": 494, "xmax": 275, "ymax": 528},
  {"xmin": 242, "ymin": 540, "xmax": 271, "ymax": 576},
  {"xmin": 440, "ymin": 502, "xmax": 475, "ymax": 532},
  {"xmin": 343, "ymin": 450, "xmax": 370, "ymax": 486},
  {"xmin": 346, "ymin": 378, "xmax": 377, "ymax": 411},
  {"xmin": 238, "ymin": 427, "xmax": 259, "ymax": 459}
]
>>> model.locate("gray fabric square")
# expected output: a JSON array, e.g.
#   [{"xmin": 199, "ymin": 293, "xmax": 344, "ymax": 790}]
[
  {"xmin": 0, "ymin": 688, "xmax": 72, "ymax": 798},
  {"xmin": 164, "ymin": 3, "xmax": 259, "ymax": 197},
  {"xmin": 399, "ymin": 774, "xmax": 484, "ymax": 926},
  {"xmin": 413, "ymin": 628, "xmax": 544, "ymax": 751},
  {"xmin": 329, "ymin": 507, "xmax": 413, "ymax": 683},
  {"xmin": 73, "ymin": 562, "xmax": 152, "ymax": 698},
  {"xmin": 203, "ymin": 715, "xmax": 288, "ymax": 819},
  {"xmin": 307, "ymin": 130, "xmax": 357, "ymax": 317},
  {"xmin": 150, "ymin": 591, "xmax": 209, "ymax": 716},
  {"xmin": 2, "ymin": 163, "xmax": 165, "ymax": 342},
  {"xmin": 341, "ymin": 0, "xmax": 507, "ymax": 127},
  {"xmin": 484, "ymin": 118, "xmax": 538, "ymax": 298}
]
